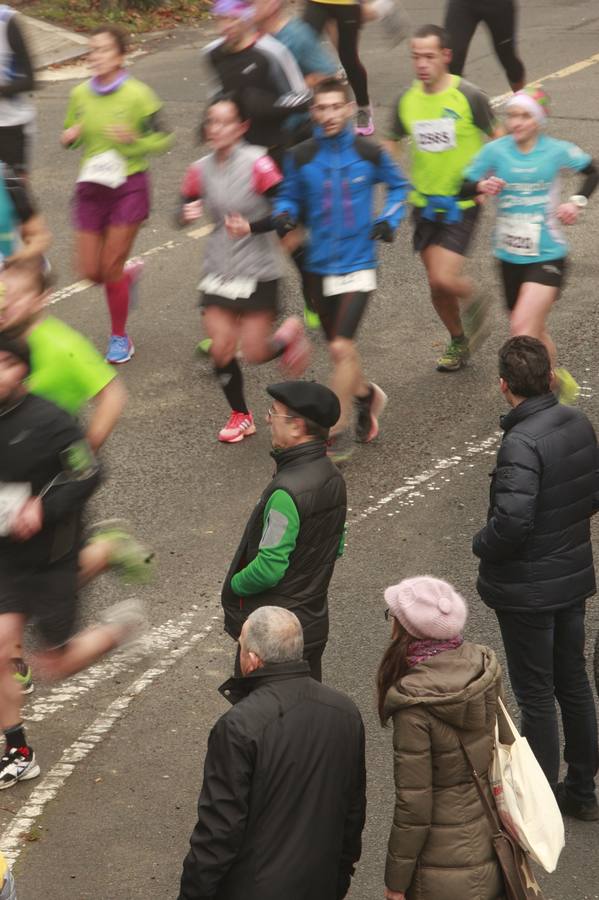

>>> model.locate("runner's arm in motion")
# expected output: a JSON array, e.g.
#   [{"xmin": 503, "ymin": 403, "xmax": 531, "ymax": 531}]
[
  {"xmin": 373, "ymin": 148, "xmax": 411, "ymax": 235},
  {"xmin": 0, "ymin": 16, "xmax": 34, "ymax": 98},
  {"xmin": 230, "ymin": 490, "xmax": 299, "ymax": 595},
  {"xmin": 86, "ymin": 379, "xmax": 127, "ymax": 452},
  {"xmin": 4, "ymin": 171, "xmax": 51, "ymax": 263},
  {"xmin": 38, "ymin": 436, "xmax": 101, "ymax": 528},
  {"xmin": 176, "ymin": 163, "xmax": 203, "ymax": 226},
  {"xmin": 107, "ymin": 109, "xmax": 174, "ymax": 158}
]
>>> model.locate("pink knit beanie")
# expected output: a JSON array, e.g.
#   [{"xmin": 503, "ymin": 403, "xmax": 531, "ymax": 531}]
[{"xmin": 384, "ymin": 576, "xmax": 467, "ymax": 639}]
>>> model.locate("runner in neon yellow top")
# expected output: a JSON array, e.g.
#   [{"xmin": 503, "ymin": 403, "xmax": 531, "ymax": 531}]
[
  {"xmin": 62, "ymin": 25, "xmax": 173, "ymax": 366},
  {"xmin": 385, "ymin": 23, "xmax": 497, "ymax": 373},
  {"xmin": 0, "ymin": 259, "xmax": 152, "ymax": 693}
]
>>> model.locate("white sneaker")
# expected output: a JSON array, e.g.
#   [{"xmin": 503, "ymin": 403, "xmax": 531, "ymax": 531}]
[
  {"xmin": 100, "ymin": 598, "xmax": 148, "ymax": 649},
  {"xmin": 0, "ymin": 746, "xmax": 40, "ymax": 790}
]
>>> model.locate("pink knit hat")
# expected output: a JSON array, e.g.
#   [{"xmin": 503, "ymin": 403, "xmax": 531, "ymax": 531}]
[{"xmin": 384, "ymin": 576, "xmax": 467, "ymax": 639}]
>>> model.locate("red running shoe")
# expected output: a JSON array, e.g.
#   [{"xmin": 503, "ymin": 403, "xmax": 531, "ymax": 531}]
[
  {"xmin": 218, "ymin": 411, "xmax": 256, "ymax": 444},
  {"xmin": 274, "ymin": 316, "xmax": 311, "ymax": 377}
]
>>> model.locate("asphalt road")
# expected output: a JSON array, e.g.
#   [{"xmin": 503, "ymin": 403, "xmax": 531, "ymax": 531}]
[{"xmin": 3, "ymin": 1, "xmax": 599, "ymax": 897}]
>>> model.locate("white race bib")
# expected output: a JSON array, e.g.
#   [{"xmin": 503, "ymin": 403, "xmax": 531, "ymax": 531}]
[
  {"xmin": 0, "ymin": 482, "xmax": 30, "ymax": 537},
  {"xmin": 323, "ymin": 270, "xmax": 377, "ymax": 297},
  {"xmin": 199, "ymin": 274, "xmax": 257, "ymax": 301},
  {"xmin": 412, "ymin": 118, "xmax": 457, "ymax": 153},
  {"xmin": 497, "ymin": 217, "xmax": 541, "ymax": 256},
  {"xmin": 77, "ymin": 150, "xmax": 126, "ymax": 189}
]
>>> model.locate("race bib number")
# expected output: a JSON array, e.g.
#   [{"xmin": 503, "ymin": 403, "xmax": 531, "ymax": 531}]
[
  {"xmin": 0, "ymin": 482, "xmax": 30, "ymax": 536},
  {"xmin": 199, "ymin": 274, "xmax": 257, "ymax": 300},
  {"xmin": 412, "ymin": 118, "xmax": 457, "ymax": 153},
  {"xmin": 77, "ymin": 150, "xmax": 126, "ymax": 189},
  {"xmin": 323, "ymin": 270, "xmax": 377, "ymax": 297},
  {"xmin": 497, "ymin": 217, "xmax": 541, "ymax": 256}
]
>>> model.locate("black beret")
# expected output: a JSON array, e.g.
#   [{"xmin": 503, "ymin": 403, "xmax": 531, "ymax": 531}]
[
  {"xmin": 0, "ymin": 333, "xmax": 30, "ymax": 373},
  {"xmin": 267, "ymin": 381, "xmax": 340, "ymax": 428}
]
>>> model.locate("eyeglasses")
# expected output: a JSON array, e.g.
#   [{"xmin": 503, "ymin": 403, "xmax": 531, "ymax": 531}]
[
  {"xmin": 267, "ymin": 406, "xmax": 296, "ymax": 420},
  {"xmin": 384, "ymin": 608, "xmax": 392, "ymax": 621}
]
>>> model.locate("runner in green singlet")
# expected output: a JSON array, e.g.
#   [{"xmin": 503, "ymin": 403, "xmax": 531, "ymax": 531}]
[{"xmin": 385, "ymin": 23, "xmax": 498, "ymax": 372}]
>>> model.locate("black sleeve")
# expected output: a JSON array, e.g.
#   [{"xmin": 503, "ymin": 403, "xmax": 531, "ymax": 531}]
[
  {"xmin": 580, "ymin": 160, "xmax": 599, "ymax": 199},
  {"xmin": 472, "ymin": 436, "xmax": 541, "ymax": 562},
  {"xmin": 249, "ymin": 215, "xmax": 275, "ymax": 234},
  {"xmin": 458, "ymin": 179, "xmax": 480, "ymax": 199},
  {"xmin": 337, "ymin": 718, "xmax": 367, "ymax": 898},
  {"xmin": 387, "ymin": 94, "xmax": 408, "ymax": 141},
  {"xmin": 0, "ymin": 17, "xmax": 35, "ymax": 98},
  {"xmin": 459, "ymin": 79, "xmax": 496, "ymax": 136},
  {"xmin": 4, "ymin": 168, "xmax": 36, "ymax": 223},
  {"xmin": 178, "ymin": 717, "xmax": 255, "ymax": 900}
]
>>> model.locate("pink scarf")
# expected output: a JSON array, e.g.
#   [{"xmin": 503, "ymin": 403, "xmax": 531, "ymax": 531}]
[{"xmin": 407, "ymin": 635, "xmax": 464, "ymax": 668}]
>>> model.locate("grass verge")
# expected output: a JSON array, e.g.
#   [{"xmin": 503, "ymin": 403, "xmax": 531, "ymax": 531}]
[{"xmin": 13, "ymin": 0, "xmax": 209, "ymax": 35}]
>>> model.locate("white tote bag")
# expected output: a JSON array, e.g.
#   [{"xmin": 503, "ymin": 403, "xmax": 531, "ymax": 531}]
[{"xmin": 489, "ymin": 697, "xmax": 565, "ymax": 873}]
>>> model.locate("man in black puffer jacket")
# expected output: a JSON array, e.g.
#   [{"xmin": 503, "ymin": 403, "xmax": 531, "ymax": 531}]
[
  {"xmin": 221, "ymin": 380, "xmax": 346, "ymax": 681},
  {"xmin": 473, "ymin": 336, "xmax": 599, "ymax": 821}
]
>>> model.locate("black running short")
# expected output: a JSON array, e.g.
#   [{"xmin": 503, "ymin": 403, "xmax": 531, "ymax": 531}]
[
  {"xmin": 499, "ymin": 258, "xmax": 568, "ymax": 311},
  {"xmin": 304, "ymin": 273, "xmax": 369, "ymax": 340},
  {"xmin": 200, "ymin": 279, "xmax": 279, "ymax": 313},
  {"xmin": 412, "ymin": 205, "xmax": 480, "ymax": 256},
  {"xmin": 0, "ymin": 557, "xmax": 79, "ymax": 648},
  {"xmin": 0, "ymin": 123, "xmax": 31, "ymax": 174}
]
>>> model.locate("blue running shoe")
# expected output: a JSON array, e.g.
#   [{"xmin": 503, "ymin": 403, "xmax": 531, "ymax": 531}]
[{"xmin": 106, "ymin": 335, "xmax": 134, "ymax": 364}]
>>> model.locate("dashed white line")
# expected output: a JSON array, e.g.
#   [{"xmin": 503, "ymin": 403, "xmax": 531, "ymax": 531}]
[{"xmin": 2, "ymin": 617, "xmax": 217, "ymax": 865}]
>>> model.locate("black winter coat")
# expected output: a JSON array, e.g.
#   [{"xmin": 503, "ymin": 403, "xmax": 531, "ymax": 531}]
[
  {"xmin": 473, "ymin": 393, "xmax": 599, "ymax": 611},
  {"xmin": 178, "ymin": 661, "xmax": 366, "ymax": 900},
  {"xmin": 222, "ymin": 441, "xmax": 346, "ymax": 648}
]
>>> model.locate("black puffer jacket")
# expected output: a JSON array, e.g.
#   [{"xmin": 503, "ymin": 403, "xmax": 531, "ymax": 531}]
[
  {"xmin": 473, "ymin": 393, "xmax": 599, "ymax": 611},
  {"xmin": 178, "ymin": 661, "xmax": 366, "ymax": 900}
]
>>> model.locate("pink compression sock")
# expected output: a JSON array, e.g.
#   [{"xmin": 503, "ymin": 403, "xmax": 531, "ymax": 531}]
[{"xmin": 104, "ymin": 272, "xmax": 131, "ymax": 336}]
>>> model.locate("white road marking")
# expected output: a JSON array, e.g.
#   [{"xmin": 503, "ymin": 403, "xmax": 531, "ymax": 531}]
[
  {"xmin": 352, "ymin": 433, "xmax": 501, "ymax": 523},
  {"xmin": 24, "ymin": 607, "xmax": 204, "ymax": 724},
  {"xmin": 1, "ymin": 618, "xmax": 217, "ymax": 865}
]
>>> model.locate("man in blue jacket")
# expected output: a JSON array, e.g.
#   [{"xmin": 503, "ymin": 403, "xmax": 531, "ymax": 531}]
[{"xmin": 273, "ymin": 77, "xmax": 410, "ymax": 462}]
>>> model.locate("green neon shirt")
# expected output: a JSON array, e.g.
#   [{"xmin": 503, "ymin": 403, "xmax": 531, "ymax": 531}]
[
  {"xmin": 64, "ymin": 77, "xmax": 173, "ymax": 177},
  {"xmin": 388, "ymin": 75, "xmax": 495, "ymax": 209},
  {"xmin": 26, "ymin": 316, "xmax": 115, "ymax": 415}
]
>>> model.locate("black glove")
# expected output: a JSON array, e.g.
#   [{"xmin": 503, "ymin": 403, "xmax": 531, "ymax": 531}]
[
  {"xmin": 273, "ymin": 212, "xmax": 297, "ymax": 238},
  {"xmin": 369, "ymin": 220, "xmax": 394, "ymax": 242}
]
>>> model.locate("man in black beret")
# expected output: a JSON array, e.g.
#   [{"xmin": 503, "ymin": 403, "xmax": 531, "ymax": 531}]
[{"xmin": 221, "ymin": 380, "xmax": 347, "ymax": 681}]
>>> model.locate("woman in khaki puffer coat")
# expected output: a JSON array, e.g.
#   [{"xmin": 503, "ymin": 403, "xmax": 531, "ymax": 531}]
[{"xmin": 378, "ymin": 576, "xmax": 505, "ymax": 900}]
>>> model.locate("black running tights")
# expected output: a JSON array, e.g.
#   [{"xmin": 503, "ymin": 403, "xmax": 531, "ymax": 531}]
[
  {"xmin": 444, "ymin": 0, "xmax": 525, "ymax": 88},
  {"xmin": 303, "ymin": 1, "xmax": 370, "ymax": 107}
]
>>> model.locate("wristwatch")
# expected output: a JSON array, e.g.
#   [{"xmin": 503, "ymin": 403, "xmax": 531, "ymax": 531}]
[{"xmin": 568, "ymin": 194, "xmax": 588, "ymax": 209}]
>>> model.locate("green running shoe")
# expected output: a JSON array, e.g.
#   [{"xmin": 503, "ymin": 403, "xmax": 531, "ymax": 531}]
[
  {"xmin": 11, "ymin": 658, "xmax": 33, "ymax": 694},
  {"xmin": 89, "ymin": 520, "xmax": 155, "ymax": 585},
  {"xmin": 195, "ymin": 338, "xmax": 213, "ymax": 356},
  {"xmin": 555, "ymin": 367, "xmax": 580, "ymax": 405},
  {"xmin": 326, "ymin": 429, "xmax": 354, "ymax": 465},
  {"xmin": 303, "ymin": 306, "xmax": 321, "ymax": 330},
  {"xmin": 436, "ymin": 336, "xmax": 470, "ymax": 372}
]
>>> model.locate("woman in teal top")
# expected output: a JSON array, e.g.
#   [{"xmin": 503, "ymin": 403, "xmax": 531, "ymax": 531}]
[
  {"xmin": 463, "ymin": 87, "xmax": 598, "ymax": 400},
  {"xmin": 62, "ymin": 25, "xmax": 173, "ymax": 364}
]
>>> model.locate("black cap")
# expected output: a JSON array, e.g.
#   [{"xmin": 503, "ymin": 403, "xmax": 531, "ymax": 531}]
[
  {"xmin": 0, "ymin": 333, "xmax": 30, "ymax": 373},
  {"xmin": 267, "ymin": 381, "xmax": 340, "ymax": 428}
]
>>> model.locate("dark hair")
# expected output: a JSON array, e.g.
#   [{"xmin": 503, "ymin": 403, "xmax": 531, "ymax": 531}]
[
  {"xmin": 498, "ymin": 336, "xmax": 551, "ymax": 397},
  {"xmin": 3, "ymin": 256, "xmax": 55, "ymax": 294},
  {"xmin": 198, "ymin": 91, "xmax": 247, "ymax": 143},
  {"xmin": 377, "ymin": 619, "xmax": 411, "ymax": 726},
  {"xmin": 412, "ymin": 23, "xmax": 451, "ymax": 49},
  {"xmin": 312, "ymin": 77, "xmax": 351, "ymax": 103},
  {"xmin": 91, "ymin": 25, "xmax": 128, "ymax": 55}
]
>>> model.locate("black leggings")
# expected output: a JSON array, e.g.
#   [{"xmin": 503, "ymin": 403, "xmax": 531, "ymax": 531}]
[
  {"xmin": 303, "ymin": 1, "xmax": 370, "ymax": 107},
  {"xmin": 444, "ymin": 0, "xmax": 525, "ymax": 88},
  {"xmin": 305, "ymin": 274, "xmax": 369, "ymax": 341}
]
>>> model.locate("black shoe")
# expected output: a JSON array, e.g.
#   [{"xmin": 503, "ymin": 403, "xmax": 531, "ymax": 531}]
[
  {"xmin": 354, "ymin": 383, "xmax": 388, "ymax": 443},
  {"xmin": 556, "ymin": 782, "xmax": 599, "ymax": 821}
]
